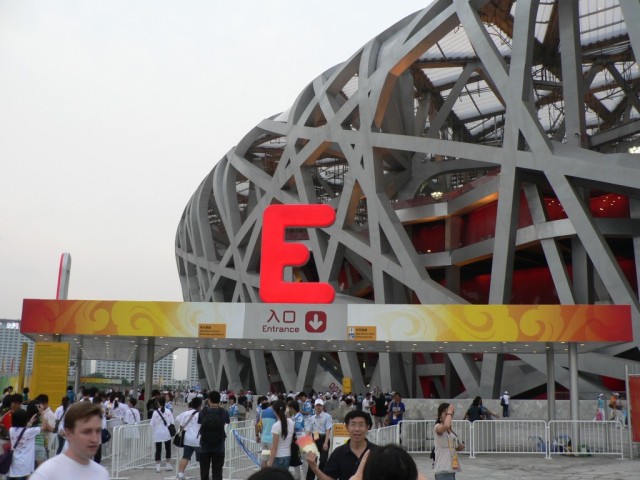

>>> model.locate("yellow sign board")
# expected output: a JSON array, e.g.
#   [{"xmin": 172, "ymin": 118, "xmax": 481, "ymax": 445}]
[
  {"xmin": 331, "ymin": 423, "xmax": 350, "ymax": 452},
  {"xmin": 198, "ymin": 323, "xmax": 227, "ymax": 338},
  {"xmin": 348, "ymin": 326, "xmax": 376, "ymax": 341},
  {"xmin": 342, "ymin": 377, "xmax": 352, "ymax": 394},
  {"xmin": 30, "ymin": 342, "xmax": 69, "ymax": 410}
]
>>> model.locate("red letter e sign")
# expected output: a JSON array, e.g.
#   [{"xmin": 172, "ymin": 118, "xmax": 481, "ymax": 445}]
[{"xmin": 260, "ymin": 204, "xmax": 335, "ymax": 303}]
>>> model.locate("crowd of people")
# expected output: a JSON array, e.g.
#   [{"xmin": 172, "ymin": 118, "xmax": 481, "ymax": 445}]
[
  {"xmin": 247, "ymin": 390, "xmax": 453, "ymax": 480},
  {"xmin": 0, "ymin": 385, "xmax": 111, "ymax": 479},
  {"xmin": 3, "ymin": 383, "xmax": 628, "ymax": 480},
  {"xmin": 0, "ymin": 384, "xmax": 469, "ymax": 480}
]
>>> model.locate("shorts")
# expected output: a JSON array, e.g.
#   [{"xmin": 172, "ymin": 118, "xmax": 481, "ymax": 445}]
[
  {"xmin": 435, "ymin": 473, "xmax": 456, "ymax": 480},
  {"xmin": 35, "ymin": 445, "xmax": 47, "ymax": 462},
  {"xmin": 261, "ymin": 441, "xmax": 272, "ymax": 462},
  {"xmin": 273, "ymin": 456, "xmax": 291, "ymax": 469},
  {"xmin": 182, "ymin": 444, "xmax": 201, "ymax": 462}
]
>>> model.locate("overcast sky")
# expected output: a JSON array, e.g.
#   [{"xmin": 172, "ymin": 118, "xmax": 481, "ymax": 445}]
[{"xmin": 0, "ymin": 1, "xmax": 429, "ymax": 326}]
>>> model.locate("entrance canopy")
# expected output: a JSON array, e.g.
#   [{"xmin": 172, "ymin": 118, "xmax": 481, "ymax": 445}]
[{"xmin": 20, "ymin": 299, "xmax": 633, "ymax": 363}]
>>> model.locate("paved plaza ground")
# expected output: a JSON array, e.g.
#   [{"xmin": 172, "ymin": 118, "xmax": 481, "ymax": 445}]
[{"xmin": 103, "ymin": 452, "xmax": 640, "ymax": 480}]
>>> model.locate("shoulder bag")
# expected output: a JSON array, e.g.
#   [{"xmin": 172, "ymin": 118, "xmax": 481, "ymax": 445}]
[
  {"xmin": 157, "ymin": 409, "xmax": 177, "ymax": 437},
  {"xmin": 173, "ymin": 410, "xmax": 198, "ymax": 447},
  {"xmin": 0, "ymin": 427, "xmax": 27, "ymax": 475},
  {"xmin": 54, "ymin": 408, "xmax": 68, "ymax": 434}
]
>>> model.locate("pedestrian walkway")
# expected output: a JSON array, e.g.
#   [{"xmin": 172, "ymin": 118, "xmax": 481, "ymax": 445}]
[{"xmin": 102, "ymin": 452, "xmax": 639, "ymax": 480}]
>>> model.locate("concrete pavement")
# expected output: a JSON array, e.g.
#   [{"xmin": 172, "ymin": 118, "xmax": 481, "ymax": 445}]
[{"xmin": 103, "ymin": 450, "xmax": 640, "ymax": 479}]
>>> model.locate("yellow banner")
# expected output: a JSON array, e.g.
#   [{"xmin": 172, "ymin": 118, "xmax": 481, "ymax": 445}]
[
  {"xmin": 342, "ymin": 377, "xmax": 352, "ymax": 394},
  {"xmin": 31, "ymin": 342, "xmax": 69, "ymax": 410},
  {"xmin": 347, "ymin": 304, "xmax": 633, "ymax": 342}
]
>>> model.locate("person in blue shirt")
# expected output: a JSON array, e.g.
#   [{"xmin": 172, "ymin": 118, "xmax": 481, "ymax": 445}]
[
  {"xmin": 299, "ymin": 392, "xmax": 313, "ymax": 433},
  {"xmin": 258, "ymin": 401, "xmax": 277, "ymax": 468},
  {"xmin": 387, "ymin": 392, "xmax": 406, "ymax": 426},
  {"xmin": 288, "ymin": 400, "xmax": 307, "ymax": 480}
]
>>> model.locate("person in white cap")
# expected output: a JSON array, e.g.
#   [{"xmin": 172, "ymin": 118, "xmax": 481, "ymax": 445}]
[
  {"xmin": 305, "ymin": 399, "xmax": 332, "ymax": 480},
  {"xmin": 499, "ymin": 391, "xmax": 510, "ymax": 417}
]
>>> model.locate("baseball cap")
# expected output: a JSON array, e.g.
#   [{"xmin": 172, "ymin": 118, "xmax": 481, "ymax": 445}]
[{"xmin": 315, "ymin": 399, "xmax": 324, "ymax": 406}]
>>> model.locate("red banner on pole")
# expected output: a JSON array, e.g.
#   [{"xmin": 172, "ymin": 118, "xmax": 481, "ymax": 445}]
[{"xmin": 630, "ymin": 376, "xmax": 640, "ymax": 442}]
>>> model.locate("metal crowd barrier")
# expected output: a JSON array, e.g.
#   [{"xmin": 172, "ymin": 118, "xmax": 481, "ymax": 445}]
[
  {"xmin": 110, "ymin": 420, "xmax": 155, "ymax": 479},
  {"xmin": 398, "ymin": 420, "xmax": 471, "ymax": 455},
  {"xmin": 369, "ymin": 424, "xmax": 400, "ymax": 446},
  {"xmin": 548, "ymin": 420, "xmax": 623, "ymax": 458},
  {"xmin": 102, "ymin": 417, "xmax": 123, "ymax": 461},
  {"xmin": 110, "ymin": 417, "xmax": 625, "ymax": 479},
  {"xmin": 472, "ymin": 420, "xmax": 548, "ymax": 457},
  {"xmin": 224, "ymin": 423, "xmax": 261, "ymax": 479},
  {"xmin": 392, "ymin": 419, "xmax": 624, "ymax": 459}
]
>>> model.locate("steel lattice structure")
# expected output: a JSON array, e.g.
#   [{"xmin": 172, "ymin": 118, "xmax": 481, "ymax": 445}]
[{"xmin": 176, "ymin": 0, "xmax": 640, "ymax": 399}]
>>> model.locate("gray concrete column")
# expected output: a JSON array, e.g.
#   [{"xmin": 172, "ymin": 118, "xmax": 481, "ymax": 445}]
[
  {"xmin": 296, "ymin": 352, "xmax": 320, "ymax": 394},
  {"xmin": 569, "ymin": 343, "xmax": 579, "ymax": 420},
  {"xmin": 133, "ymin": 345, "xmax": 141, "ymax": 399},
  {"xmin": 568, "ymin": 343, "xmax": 580, "ymax": 453},
  {"xmin": 377, "ymin": 352, "xmax": 392, "ymax": 392},
  {"xmin": 271, "ymin": 351, "xmax": 296, "ymax": 393},
  {"xmin": 249, "ymin": 350, "xmax": 270, "ymax": 394},
  {"xmin": 199, "ymin": 350, "xmax": 218, "ymax": 391},
  {"xmin": 546, "ymin": 348, "xmax": 556, "ymax": 421},
  {"xmin": 220, "ymin": 349, "xmax": 243, "ymax": 392},
  {"xmin": 145, "ymin": 337, "xmax": 155, "ymax": 395},
  {"xmin": 338, "ymin": 352, "xmax": 366, "ymax": 395},
  {"xmin": 74, "ymin": 348, "xmax": 82, "ymax": 395}
]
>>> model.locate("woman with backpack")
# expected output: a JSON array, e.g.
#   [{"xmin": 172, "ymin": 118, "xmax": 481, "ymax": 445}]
[
  {"xmin": 266, "ymin": 400, "xmax": 295, "ymax": 470},
  {"xmin": 150, "ymin": 396, "xmax": 175, "ymax": 473}
]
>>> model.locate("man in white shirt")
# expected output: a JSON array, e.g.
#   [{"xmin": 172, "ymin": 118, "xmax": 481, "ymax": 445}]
[
  {"xmin": 306, "ymin": 399, "xmax": 333, "ymax": 480},
  {"xmin": 30, "ymin": 401, "xmax": 109, "ymax": 479},
  {"xmin": 362, "ymin": 393, "xmax": 372, "ymax": 415},
  {"xmin": 35, "ymin": 394, "xmax": 57, "ymax": 459},
  {"xmin": 500, "ymin": 391, "xmax": 511, "ymax": 417}
]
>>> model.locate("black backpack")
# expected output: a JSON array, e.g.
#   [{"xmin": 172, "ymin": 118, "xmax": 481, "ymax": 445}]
[{"xmin": 199, "ymin": 407, "xmax": 226, "ymax": 449}]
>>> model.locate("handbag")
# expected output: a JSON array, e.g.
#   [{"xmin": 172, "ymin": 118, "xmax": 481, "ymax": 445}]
[
  {"xmin": 173, "ymin": 410, "xmax": 198, "ymax": 448},
  {"xmin": 101, "ymin": 428, "xmax": 111, "ymax": 443},
  {"xmin": 157, "ymin": 409, "xmax": 176, "ymax": 437},
  {"xmin": 54, "ymin": 407, "xmax": 68, "ymax": 434},
  {"xmin": 290, "ymin": 430, "xmax": 302, "ymax": 467},
  {"xmin": 0, "ymin": 427, "xmax": 27, "ymax": 475}
]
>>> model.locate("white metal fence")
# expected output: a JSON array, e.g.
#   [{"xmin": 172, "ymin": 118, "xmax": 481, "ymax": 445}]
[
  {"xmin": 548, "ymin": 421, "xmax": 623, "ymax": 457},
  {"xmin": 108, "ymin": 418, "xmax": 625, "ymax": 479},
  {"xmin": 110, "ymin": 420, "xmax": 156, "ymax": 479},
  {"xmin": 369, "ymin": 424, "xmax": 399, "ymax": 446},
  {"xmin": 224, "ymin": 423, "xmax": 261, "ymax": 479},
  {"xmin": 383, "ymin": 419, "xmax": 623, "ymax": 459},
  {"xmin": 472, "ymin": 420, "xmax": 548, "ymax": 457}
]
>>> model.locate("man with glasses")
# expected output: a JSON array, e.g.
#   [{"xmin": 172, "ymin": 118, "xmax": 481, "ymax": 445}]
[{"xmin": 306, "ymin": 410, "xmax": 378, "ymax": 480}]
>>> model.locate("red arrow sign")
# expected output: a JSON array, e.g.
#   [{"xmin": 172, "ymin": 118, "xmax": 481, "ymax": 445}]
[{"xmin": 305, "ymin": 311, "xmax": 327, "ymax": 333}]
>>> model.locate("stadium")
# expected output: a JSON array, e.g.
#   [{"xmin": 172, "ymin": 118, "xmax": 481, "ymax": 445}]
[{"xmin": 175, "ymin": 0, "xmax": 640, "ymax": 400}]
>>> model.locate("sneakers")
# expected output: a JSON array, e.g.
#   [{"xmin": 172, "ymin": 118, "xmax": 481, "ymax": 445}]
[
  {"xmin": 164, "ymin": 463, "xmax": 173, "ymax": 471},
  {"xmin": 177, "ymin": 474, "xmax": 185, "ymax": 480},
  {"xmin": 155, "ymin": 464, "xmax": 161, "ymax": 473}
]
